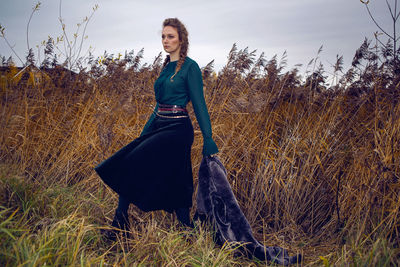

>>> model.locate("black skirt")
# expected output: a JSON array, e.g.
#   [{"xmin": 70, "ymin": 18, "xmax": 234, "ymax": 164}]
[{"xmin": 95, "ymin": 115, "xmax": 194, "ymax": 213}]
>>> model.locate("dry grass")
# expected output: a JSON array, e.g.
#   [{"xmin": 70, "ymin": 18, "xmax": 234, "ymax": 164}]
[{"xmin": 0, "ymin": 49, "xmax": 399, "ymax": 266}]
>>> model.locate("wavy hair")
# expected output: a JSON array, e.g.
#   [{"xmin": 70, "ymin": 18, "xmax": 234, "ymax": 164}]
[{"xmin": 162, "ymin": 18, "xmax": 189, "ymax": 81}]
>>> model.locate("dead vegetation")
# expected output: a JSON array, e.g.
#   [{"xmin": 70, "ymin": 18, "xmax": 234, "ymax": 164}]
[{"xmin": 0, "ymin": 37, "xmax": 399, "ymax": 265}]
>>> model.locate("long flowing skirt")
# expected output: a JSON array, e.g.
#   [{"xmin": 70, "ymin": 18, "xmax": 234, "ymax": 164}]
[{"xmin": 95, "ymin": 115, "xmax": 194, "ymax": 213}]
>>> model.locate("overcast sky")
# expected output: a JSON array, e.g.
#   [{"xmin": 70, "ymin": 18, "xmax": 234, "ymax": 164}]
[{"xmin": 0, "ymin": 0, "xmax": 395, "ymax": 80}]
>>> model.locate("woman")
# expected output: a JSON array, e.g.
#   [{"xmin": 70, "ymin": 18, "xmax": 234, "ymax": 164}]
[{"xmin": 95, "ymin": 18, "xmax": 218, "ymax": 235}]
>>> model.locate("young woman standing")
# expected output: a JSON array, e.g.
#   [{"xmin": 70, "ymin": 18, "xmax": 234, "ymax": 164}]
[{"xmin": 95, "ymin": 18, "xmax": 218, "ymax": 234}]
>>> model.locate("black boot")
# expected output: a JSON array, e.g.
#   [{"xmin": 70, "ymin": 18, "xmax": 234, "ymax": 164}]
[
  {"xmin": 103, "ymin": 196, "xmax": 130, "ymax": 240},
  {"xmin": 111, "ymin": 210, "xmax": 130, "ymax": 230},
  {"xmin": 175, "ymin": 207, "xmax": 194, "ymax": 229},
  {"xmin": 103, "ymin": 210, "xmax": 130, "ymax": 241},
  {"xmin": 114, "ymin": 195, "xmax": 130, "ymax": 227}
]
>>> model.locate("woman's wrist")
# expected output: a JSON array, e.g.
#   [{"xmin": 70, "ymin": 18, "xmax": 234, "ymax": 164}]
[{"xmin": 202, "ymin": 138, "xmax": 219, "ymax": 156}]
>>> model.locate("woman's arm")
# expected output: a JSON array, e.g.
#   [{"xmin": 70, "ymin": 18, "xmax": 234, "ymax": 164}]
[{"xmin": 187, "ymin": 61, "xmax": 218, "ymax": 156}]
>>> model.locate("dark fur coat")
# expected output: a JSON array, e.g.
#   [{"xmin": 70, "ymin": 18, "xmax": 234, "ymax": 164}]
[{"xmin": 195, "ymin": 156, "xmax": 301, "ymax": 265}]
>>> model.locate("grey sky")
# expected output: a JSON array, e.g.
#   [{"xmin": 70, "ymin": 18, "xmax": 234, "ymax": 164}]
[{"xmin": 0, "ymin": 0, "xmax": 394, "ymax": 80}]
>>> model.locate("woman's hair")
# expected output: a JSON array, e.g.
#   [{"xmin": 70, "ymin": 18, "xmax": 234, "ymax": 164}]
[{"xmin": 162, "ymin": 18, "xmax": 189, "ymax": 81}]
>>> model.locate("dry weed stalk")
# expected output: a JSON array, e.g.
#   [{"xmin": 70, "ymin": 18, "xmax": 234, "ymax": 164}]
[{"xmin": 0, "ymin": 41, "xmax": 399, "ymax": 265}]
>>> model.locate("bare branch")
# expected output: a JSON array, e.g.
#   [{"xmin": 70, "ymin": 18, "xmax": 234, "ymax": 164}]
[
  {"xmin": 70, "ymin": 24, "xmax": 82, "ymax": 58},
  {"xmin": 71, "ymin": 4, "xmax": 98, "ymax": 68},
  {"xmin": 386, "ymin": 0, "xmax": 395, "ymax": 20},
  {"xmin": 1, "ymin": 38, "xmax": 25, "ymax": 66},
  {"xmin": 59, "ymin": 0, "xmax": 73, "ymax": 68},
  {"xmin": 26, "ymin": 2, "xmax": 41, "ymax": 52},
  {"xmin": 374, "ymin": 31, "xmax": 389, "ymax": 47},
  {"xmin": 54, "ymin": 44, "xmax": 66, "ymax": 58},
  {"xmin": 0, "ymin": 24, "xmax": 24, "ymax": 65},
  {"xmin": 395, "ymin": 0, "xmax": 400, "ymax": 21},
  {"xmin": 364, "ymin": 2, "xmax": 394, "ymax": 40},
  {"xmin": 377, "ymin": 37, "xmax": 388, "ymax": 47}
]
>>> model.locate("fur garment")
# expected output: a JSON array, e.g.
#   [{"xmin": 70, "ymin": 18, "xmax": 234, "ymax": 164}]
[{"xmin": 195, "ymin": 155, "xmax": 301, "ymax": 265}]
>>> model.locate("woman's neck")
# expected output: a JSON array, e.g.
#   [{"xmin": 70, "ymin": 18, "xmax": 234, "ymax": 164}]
[{"xmin": 169, "ymin": 51, "xmax": 180, "ymax": 62}]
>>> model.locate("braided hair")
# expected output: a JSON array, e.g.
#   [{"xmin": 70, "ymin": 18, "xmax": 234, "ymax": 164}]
[{"xmin": 161, "ymin": 18, "xmax": 189, "ymax": 82}]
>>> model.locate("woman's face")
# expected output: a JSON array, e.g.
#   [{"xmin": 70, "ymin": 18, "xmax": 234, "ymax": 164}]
[{"xmin": 162, "ymin": 26, "xmax": 181, "ymax": 55}]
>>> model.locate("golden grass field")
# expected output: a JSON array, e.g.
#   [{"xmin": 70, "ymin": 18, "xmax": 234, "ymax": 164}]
[{"xmin": 0, "ymin": 48, "xmax": 399, "ymax": 266}]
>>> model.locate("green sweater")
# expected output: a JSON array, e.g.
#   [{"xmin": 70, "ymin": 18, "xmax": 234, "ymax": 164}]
[{"xmin": 140, "ymin": 57, "xmax": 218, "ymax": 156}]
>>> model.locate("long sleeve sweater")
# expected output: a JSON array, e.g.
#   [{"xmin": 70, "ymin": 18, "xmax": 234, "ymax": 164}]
[{"xmin": 140, "ymin": 57, "xmax": 218, "ymax": 156}]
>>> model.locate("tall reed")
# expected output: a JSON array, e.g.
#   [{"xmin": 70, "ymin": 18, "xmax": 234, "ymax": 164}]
[{"xmin": 0, "ymin": 44, "xmax": 399, "ymax": 265}]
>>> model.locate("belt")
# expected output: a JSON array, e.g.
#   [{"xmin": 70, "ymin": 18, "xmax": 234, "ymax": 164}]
[
  {"xmin": 156, "ymin": 103, "xmax": 188, "ymax": 118},
  {"xmin": 157, "ymin": 104, "xmax": 188, "ymax": 113}
]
